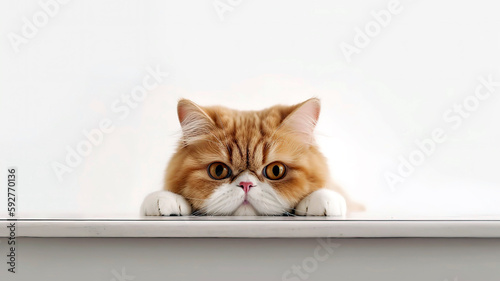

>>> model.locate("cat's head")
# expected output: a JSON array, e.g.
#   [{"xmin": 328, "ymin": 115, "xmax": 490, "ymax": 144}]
[{"xmin": 165, "ymin": 98, "xmax": 330, "ymax": 215}]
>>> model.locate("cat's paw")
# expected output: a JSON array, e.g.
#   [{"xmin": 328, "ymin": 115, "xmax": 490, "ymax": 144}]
[
  {"xmin": 295, "ymin": 189, "xmax": 347, "ymax": 217},
  {"xmin": 141, "ymin": 190, "xmax": 192, "ymax": 216}
]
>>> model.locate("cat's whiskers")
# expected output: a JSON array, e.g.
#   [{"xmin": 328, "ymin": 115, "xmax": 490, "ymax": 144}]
[
  {"xmin": 258, "ymin": 199, "xmax": 279, "ymax": 215},
  {"xmin": 256, "ymin": 192, "xmax": 277, "ymax": 212},
  {"xmin": 202, "ymin": 193, "xmax": 237, "ymax": 215},
  {"xmin": 190, "ymin": 209, "xmax": 208, "ymax": 216},
  {"xmin": 262, "ymin": 188, "xmax": 288, "ymax": 207}
]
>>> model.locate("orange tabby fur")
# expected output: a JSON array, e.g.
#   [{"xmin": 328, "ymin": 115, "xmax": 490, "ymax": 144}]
[{"xmin": 163, "ymin": 98, "xmax": 363, "ymax": 214}]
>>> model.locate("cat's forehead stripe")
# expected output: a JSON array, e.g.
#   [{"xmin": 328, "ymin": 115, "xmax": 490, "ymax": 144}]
[{"xmin": 202, "ymin": 106, "xmax": 302, "ymax": 171}]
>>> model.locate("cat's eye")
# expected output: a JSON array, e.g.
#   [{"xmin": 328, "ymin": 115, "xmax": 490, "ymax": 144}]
[
  {"xmin": 263, "ymin": 162, "xmax": 287, "ymax": 180},
  {"xmin": 208, "ymin": 162, "xmax": 231, "ymax": 180}
]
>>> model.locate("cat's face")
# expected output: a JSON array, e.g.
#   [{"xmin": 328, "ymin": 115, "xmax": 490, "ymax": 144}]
[{"xmin": 165, "ymin": 98, "xmax": 329, "ymax": 215}]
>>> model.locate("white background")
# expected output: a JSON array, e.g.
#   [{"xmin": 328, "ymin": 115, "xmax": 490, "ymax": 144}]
[{"xmin": 1, "ymin": 0, "xmax": 500, "ymax": 217}]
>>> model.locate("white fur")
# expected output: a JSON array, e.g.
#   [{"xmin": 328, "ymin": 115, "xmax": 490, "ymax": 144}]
[
  {"xmin": 202, "ymin": 172, "xmax": 290, "ymax": 216},
  {"xmin": 233, "ymin": 204, "xmax": 258, "ymax": 216},
  {"xmin": 141, "ymin": 182, "xmax": 347, "ymax": 217},
  {"xmin": 295, "ymin": 188, "xmax": 346, "ymax": 217},
  {"xmin": 141, "ymin": 190, "xmax": 192, "ymax": 216}
]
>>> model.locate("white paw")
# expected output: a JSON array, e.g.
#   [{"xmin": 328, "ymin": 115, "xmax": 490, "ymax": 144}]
[
  {"xmin": 295, "ymin": 189, "xmax": 347, "ymax": 217},
  {"xmin": 141, "ymin": 190, "xmax": 192, "ymax": 216}
]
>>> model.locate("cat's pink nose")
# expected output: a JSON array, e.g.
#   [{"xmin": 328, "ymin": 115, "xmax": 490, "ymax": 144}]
[{"xmin": 238, "ymin": 182, "xmax": 255, "ymax": 193}]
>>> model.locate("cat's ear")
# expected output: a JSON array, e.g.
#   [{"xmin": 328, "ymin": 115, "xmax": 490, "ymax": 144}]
[
  {"xmin": 177, "ymin": 99, "xmax": 214, "ymax": 144},
  {"xmin": 279, "ymin": 98, "xmax": 321, "ymax": 145}
]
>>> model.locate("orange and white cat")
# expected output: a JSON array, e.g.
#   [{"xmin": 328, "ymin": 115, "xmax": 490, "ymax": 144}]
[{"xmin": 141, "ymin": 98, "xmax": 362, "ymax": 216}]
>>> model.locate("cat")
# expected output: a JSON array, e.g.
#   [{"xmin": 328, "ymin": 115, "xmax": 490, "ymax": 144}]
[{"xmin": 141, "ymin": 98, "xmax": 363, "ymax": 216}]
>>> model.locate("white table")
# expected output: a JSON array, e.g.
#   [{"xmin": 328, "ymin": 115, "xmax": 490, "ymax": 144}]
[{"xmin": 1, "ymin": 216, "xmax": 500, "ymax": 281}]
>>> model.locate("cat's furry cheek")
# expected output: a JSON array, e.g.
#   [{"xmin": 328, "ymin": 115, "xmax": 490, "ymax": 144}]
[
  {"xmin": 202, "ymin": 184, "xmax": 246, "ymax": 215},
  {"xmin": 295, "ymin": 189, "xmax": 347, "ymax": 217},
  {"xmin": 246, "ymin": 184, "xmax": 292, "ymax": 215}
]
